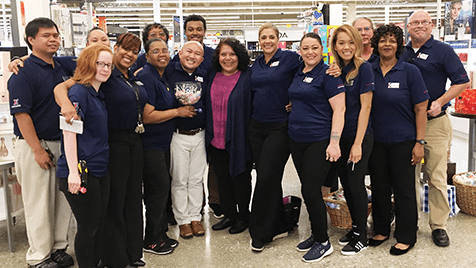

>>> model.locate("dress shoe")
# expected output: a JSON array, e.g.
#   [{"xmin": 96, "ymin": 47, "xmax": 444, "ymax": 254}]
[
  {"xmin": 28, "ymin": 259, "xmax": 60, "ymax": 268},
  {"xmin": 191, "ymin": 221, "xmax": 205, "ymax": 236},
  {"xmin": 432, "ymin": 229, "xmax": 450, "ymax": 247},
  {"xmin": 179, "ymin": 224, "xmax": 193, "ymax": 239},
  {"xmin": 390, "ymin": 243, "xmax": 414, "ymax": 255},
  {"xmin": 51, "ymin": 249, "xmax": 74, "ymax": 267},
  {"xmin": 212, "ymin": 218, "xmax": 234, "ymax": 231},
  {"xmin": 368, "ymin": 235, "xmax": 389, "ymax": 247},
  {"xmin": 229, "ymin": 220, "xmax": 248, "ymax": 234}
]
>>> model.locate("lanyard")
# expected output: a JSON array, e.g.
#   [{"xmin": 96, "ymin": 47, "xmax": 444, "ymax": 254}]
[{"xmin": 121, "ymin": 75, "xmax": 145, "ymax": 133}]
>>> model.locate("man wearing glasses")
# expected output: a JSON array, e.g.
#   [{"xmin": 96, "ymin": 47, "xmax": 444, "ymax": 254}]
[
  {"xmin": 402, "ymin": 10, "xmax": 470, "ymax": 248},
  {"xmin": 352, "ymin": 17, "xmax": 375, "ymax": 61}
]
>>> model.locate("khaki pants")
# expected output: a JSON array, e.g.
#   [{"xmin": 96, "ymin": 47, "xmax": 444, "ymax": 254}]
[
  {"xmin": 13, "ymin": 139, "xmax": 72, "ymax": 265},
  {"xmin": 415, "ymin": 114, "xmax": 452, "ymax": 230}
]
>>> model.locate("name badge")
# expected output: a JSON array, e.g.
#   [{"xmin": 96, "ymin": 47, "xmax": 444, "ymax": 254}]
[
  {"xmin": 303, "ymin": 77, "xmax": 313, "ymax": 83},
  {"xmin": 388, "ymin": 82, "xmax": 400, "ymax": 89},
  {"xmin": 344, "ymin": 80, "xmax": 354, "ymax": 87},
  {"xmin": 270, "ymin": 61, "xmax": 280, "ymax": 67},
  {"xmin": 135, "ymin": 81, "xmax": 144, "ymax": 86},
  {"xmin": 417, "ymin": 53, "xmax": 428, "ymax": 60},
  {"xmin": 195, "ymin": 76, "xmax": 203, "ymax": 82}
]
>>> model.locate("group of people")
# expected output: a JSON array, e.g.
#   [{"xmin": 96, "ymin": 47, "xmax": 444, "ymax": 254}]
[{"xmin": 7, "ymin": 9, "xmax": 467, "ymax": 268}]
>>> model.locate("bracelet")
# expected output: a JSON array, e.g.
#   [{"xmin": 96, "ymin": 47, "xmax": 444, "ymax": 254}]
[{"xmin": 11, "ymin": 56, "xmax": 23, "ymax": 62}]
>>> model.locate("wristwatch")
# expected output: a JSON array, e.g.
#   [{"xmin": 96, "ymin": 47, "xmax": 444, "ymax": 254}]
[{"xmin": 416, "ymin": 139, "xmax": 427, "ymax": 145}]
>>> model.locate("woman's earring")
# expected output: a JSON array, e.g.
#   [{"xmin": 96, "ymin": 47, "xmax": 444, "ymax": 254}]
[{"xmin": 299, "ymin": 55, "xmax": 303, "ymax": 62}]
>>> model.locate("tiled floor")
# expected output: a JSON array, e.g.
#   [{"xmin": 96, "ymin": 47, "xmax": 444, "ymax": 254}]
[{"xmin": 0, "ymin": 133, "xmax": 475, "ymax": 268}]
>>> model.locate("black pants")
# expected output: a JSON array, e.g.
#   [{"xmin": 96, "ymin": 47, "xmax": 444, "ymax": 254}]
[
  {"xmin": 290, "ymin": 138, "xmax": 331, "ymax": 243},
  {"xmin": 248, "ymin": 119, "xmax": 289, "ymax": 243},
  {"xmin": 59, "ymin": 173, "xmax": 110, "ymax": 268},
  {"xmin": 103, "ymin": 130, "xmax": 144, "ymax": 267},
  {"xmin": 335, "ymin": 134, "xmax": 373, "ymax": 238},
  {"xmin": 369, "ymin": 140, "xmax": 418, "ymax": 245},
  {"xmin": 208, "ymin": 145, "xmax": 252, "ymax": 222},
  {"xmin": 143, "ymin": 148, "xmax": 170, "ymax": 246}
]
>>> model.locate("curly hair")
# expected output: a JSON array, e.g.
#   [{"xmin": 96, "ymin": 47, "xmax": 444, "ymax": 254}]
[
  {"xmin": 142, "ymin": 23, "xmax": 169, "ymax": 44},
  {"xmin": 330, "ymin": 24, "xmax": 365, "ymax": 83},
  {"xmin": 212, "ymin": 38, "xmax": 250, "ymax": 72},
  {"xmin": 72, "ymin": 44, "xmax": 113, "ymax": 86},
  {"xmin": 370, "ymin": 24, "xmax": 404, "ymax": 58}
]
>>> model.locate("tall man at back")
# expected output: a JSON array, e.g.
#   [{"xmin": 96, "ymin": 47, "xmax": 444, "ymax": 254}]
[
  {"xmin": 401, "ymin": 10, "xmax": 470, "ymax": 247},
  {"xmin": 8, "ymin": 18, "xmax": 73, "ymax": 268}
]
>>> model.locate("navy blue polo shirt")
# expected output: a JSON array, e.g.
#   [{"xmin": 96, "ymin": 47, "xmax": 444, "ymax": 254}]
[
  {"xmin": 340, "ymin": 61, "xmax": 374, "ymax": 138},
  {"xmin": 371, "ymin": 58, "xmax": 429, "ymax": 143},
  {"xmin": 171, "ymin": 44, "xmax": 215, "ymax": 73},
  {"xmin": 8, "ymin": 54, "xmax": 70, "ymax": 140},
  {"xmin": 251, "ymin": 49, "xmax": 301, "ymax": 124},
  {"xmin": 164, "ymin": 61, "xmax": 206, "ymax": 131},
  {"xmin": 57, "ymin": 84, "xmax": 109, "ymax": 178},
  {"xmin": 130, "ymin": 53, "xmax": 147, "ymax": 74},
  {"xmin": 401, "ymin": 35, "xmax": 469, "ymax": 111},
  {"xmin": 288, "ymin": 61, "xmax": 345, "ymax": 143},
  {"xmin": 101, "ymin": 68, "xmax": 148, "ymax": 131},
  {"xmin": 137, "ymin": 63, "xmax": 176, "ymax": 151},
  {"xmin": 54, "ymin": 56, "xmax": 77, "ymax": 75}
]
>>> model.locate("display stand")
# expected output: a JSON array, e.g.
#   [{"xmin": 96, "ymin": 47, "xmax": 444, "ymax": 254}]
[{"xmin": 451, "ymin": 111, "xmax": 476, "ymax": 171}]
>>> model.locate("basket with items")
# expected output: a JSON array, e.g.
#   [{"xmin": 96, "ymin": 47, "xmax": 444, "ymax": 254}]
[
  {"xmin": 323, "ymin": 187, "xmax": 372, "ymax": 229},
  {"xmin": 452, "ymin": 172, "xmax": 476, "ymax": 217}
]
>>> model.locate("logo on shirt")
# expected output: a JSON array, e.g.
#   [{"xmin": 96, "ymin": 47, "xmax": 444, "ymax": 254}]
[
  {"xmin": 72, "ymin": 102, "xmax": 80, "ymax": 113},
  {"xmin": 337, "ymin": 84, "xmax": 345, "ymax": 89},
  {"xmin": 388, "ymin": 82, "xmax": 400, "ymax": 89},
  {"xmin": 417, "ymin": 53, "xmax": 428, "ymax": 60},
  {"xmin": 303, "ymin": 77, "xmax": 313, "ymax": 83},
  {"xmin": 135, "ymin": 81, "xmax": 144, "ymax": 86},
  {"xmin": 195, "ymin": 76, "xmax": 204, "ymax": 82},
  {"xmin": 11, "ymin": 99, "xmax": 20, "ymax": 108},
  {"xmin": 270, "ymin": 61, "xmax": 280, "ymax": 67}
]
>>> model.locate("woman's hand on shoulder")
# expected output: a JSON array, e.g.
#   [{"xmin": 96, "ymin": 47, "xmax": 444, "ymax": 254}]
[{"xmin": 326, "ymin": 62, "xmax": 341, "ymax": 78}]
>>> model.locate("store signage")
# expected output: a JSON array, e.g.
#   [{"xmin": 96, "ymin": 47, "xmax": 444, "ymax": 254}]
[{"xmin": 446, "ymin": 40, "xmax": 470, "ymax": 49}]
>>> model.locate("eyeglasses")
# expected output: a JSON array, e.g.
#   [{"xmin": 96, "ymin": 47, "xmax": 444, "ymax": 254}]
[
  {"xmin": 96, "ymin": 61, "xmax": 114, "ymax": 70},
  {"xmin": 356, "ymin": 27, "xmax": 372, "ymax": 32},
  {"xmin": 408, "ymin": 20, "xmax": 431, "ymax": 26},
  {"xmin": 149, "ymin": 32, "xmax": 166, "ymax": 37},
  {"xmin": 149, "ymin": 49, "xmax": 168, "ymax": 55}
]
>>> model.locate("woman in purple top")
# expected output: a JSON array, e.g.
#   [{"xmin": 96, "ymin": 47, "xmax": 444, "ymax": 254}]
[{"xmin": 204, "ymin": 38, "xmax": 253, "ymax": 235}]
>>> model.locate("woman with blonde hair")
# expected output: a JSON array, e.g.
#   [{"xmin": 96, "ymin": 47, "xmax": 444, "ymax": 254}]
[
  {"xmin": 56, "ymin": 44, "xmax": 113, "ymax": 268},
  {"xmin": 329, "ymin": 24, "xmax": 374, "ymax": 255}
]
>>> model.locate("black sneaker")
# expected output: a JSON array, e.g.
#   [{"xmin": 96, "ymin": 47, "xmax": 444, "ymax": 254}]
[
  {"xmin": 296, "ymin": 235, "xmax": 314, "ymax": 252},
  {"xmin": 144, "ymin": 242, "xmax": 174, "ymax": 255},
  {"xmin": 164, "ymin": 236, "xmax": 179, "ymax": 248},
  {"xmin": 251, "ymin": 239, "xmax": 265, "ymax": 252},
  {"xmin": 341, "ymin": 236, "xmax": 368, "ymax": 256},
  {"xmin": 338, "ymin": 229, "xmax": 355, "ymax": 246},
  {"xmin": 51, "ymin": 249, "xmax": 74, "ymax": 268},
  {"xmin": 28, "ymin": 258, "xmax": 60, "ymax": 268},
  {"xmin": 302, "ymin": 240, "xmax": 333, "ymax": 263},
  {"xmin": 209, "ymin": 203, "xmax": 224, "ymax": 219}
]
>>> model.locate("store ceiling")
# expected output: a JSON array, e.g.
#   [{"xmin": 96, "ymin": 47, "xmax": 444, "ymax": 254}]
[{"xmin": 60, "ymin": 0, "xmax": 445, "ymax": 35}]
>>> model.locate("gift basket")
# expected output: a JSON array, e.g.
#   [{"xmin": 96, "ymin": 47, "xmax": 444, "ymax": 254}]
[
  {"xmin": 452, "ymin": 172, "xmax": 476, "ymax": 216},
  {"xmin": 323, "ymin": 187, "xmax": 372, "ymax": 229}
]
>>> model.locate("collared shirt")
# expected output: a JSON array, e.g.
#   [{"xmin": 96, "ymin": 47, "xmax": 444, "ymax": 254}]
[
  {"xmin": 171, "ymin": 44, "xmax": 215, "ymax": 73},
  {"xmin": 251, "ymin": 48, "xmax": 301, "ymax": 124},
  {"xmin": 401, "ymin": 35, "xmax": 469, "ymax": 111},
  {"xmin": 54, "ymin": 56, "xmax": 77, "ymax": 75},
  {"xmin": 129, "ymin": 53, "xmax": 147, "ymax": 74},
  {"xmin": 340, "ymin": 61, "xmax": 375, "ymax": 138},
  {"xmin": 101, "ymin": 68, "xmax": 148, "ymax": 131},
  {"xmin": 57, "ymin": 84, "xmax": 109, "ymax": 178},
  {"xmin": 164, "ymin": 61, "xmax": 206, "ymax": 131},
  {"xmin": 8, "ymin": 54, "xmax": 70, "ymax": 140},
  {"xmin": 288, "ymin": 60, "xmax": 345, "ymax": 143},
  {"xmin": 371, "ymin": 57, "xmax": 429, "ymax": 143},
  {"xmin": 137, "ymin": 63, "xmax": 176, "ymax": 151}
]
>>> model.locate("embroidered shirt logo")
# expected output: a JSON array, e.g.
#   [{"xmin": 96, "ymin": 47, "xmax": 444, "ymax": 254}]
[{"xmin": 11, "ymin": 99, "xmax": 21, "ymax": 108}]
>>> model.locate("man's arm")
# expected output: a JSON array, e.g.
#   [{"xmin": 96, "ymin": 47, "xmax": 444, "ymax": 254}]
[
  {"xmin": 428, "ymin": 82, "xmax": 470, "ymax": 117},
  {"xmin": 54, "ymin": 79, "xmax": 78, "ymax": 123},
  {"xmin": 14, "ymin": 112, "xmax": 54, "ymax": 169}
]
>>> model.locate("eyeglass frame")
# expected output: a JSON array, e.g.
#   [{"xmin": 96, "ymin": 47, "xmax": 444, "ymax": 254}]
[{"xmin": 96, "ymin": 61, "xmax": 114, "ymax": 70}]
